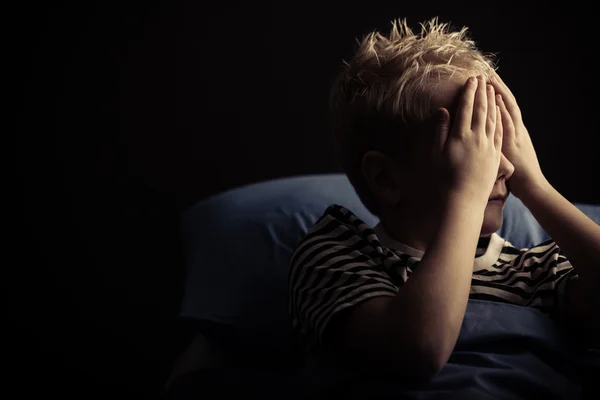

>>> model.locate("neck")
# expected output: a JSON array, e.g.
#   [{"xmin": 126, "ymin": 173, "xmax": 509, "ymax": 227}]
[
  {"xmin": 380, "ymin": 202, "xmax": 441, "ymax": 253},
  {"xmin": 380, "ymin": 203, "xmax": 493, "ymax": 253}
]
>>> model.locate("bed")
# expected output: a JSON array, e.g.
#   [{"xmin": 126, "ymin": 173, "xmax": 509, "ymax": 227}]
[{"xmin": 167, "ymin": 174, "xmax": 600, "ymax": 399}]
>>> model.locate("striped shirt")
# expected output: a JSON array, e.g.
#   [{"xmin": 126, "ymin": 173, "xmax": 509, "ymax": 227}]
[{"xmin": 288, "ymin": 205, "xmax": 579, "ymax": 351}]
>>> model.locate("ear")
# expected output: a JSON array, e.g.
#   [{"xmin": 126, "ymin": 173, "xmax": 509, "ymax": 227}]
[{"xmin": 361, "ymin": 151, "xmax": 404, "ymax": 207}]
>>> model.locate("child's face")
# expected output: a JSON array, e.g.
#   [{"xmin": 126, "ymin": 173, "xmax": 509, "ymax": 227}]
[
  {"xmin": 481, "ymin": 153, "xmax": 514, "ymax": 236},
  {"xmin": 429, "ymin": 74, "xmax": 515, "ymax": 235}
]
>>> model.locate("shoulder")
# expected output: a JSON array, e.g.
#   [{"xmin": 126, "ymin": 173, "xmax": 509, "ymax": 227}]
[
  {"xmin": 287, "ymin": 206, "xmax": 400, "ymax": 349},
  {"xmin": 500, "ymin": 237, "xmax": 563, "ymax": 257},
  {"xmin": 288, "ymin": 205, "xmax": 380, "ymax": 272},
  {"xmin": 498, "ymin": 237, "xmax": 572, "ymax": 273}
]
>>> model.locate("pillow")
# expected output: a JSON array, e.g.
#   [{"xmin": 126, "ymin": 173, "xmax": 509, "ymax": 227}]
[
  {"xmin": 179, "ymin": 174, "xmax": 600, "ymax": 365},
  {"xmin": 499, "ymin": 194, "xmax": 600, "ymax": 248},
  {"xmin": 179, "ymin": 174, "xmax": 376, "ymax": 365}
]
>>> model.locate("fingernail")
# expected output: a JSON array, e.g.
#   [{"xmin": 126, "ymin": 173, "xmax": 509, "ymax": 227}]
[
  {"xmin": 487, "ymin": 84, "xmax": 494, "ymax": 92},
  {"xmin": 469, "ymin": 77, "xmax": 476, "ymax": 83}
]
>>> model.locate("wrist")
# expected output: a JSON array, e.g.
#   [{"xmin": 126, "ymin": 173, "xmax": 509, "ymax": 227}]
[
  {"xmin": 444, "ymin": 190, "xmax": 489, "ymax": 216},
  {"xmin": 446, "ymin": 188, "xmax": 489, "ymax": 208},
  {"xmin": 512, "ymin": 176, "xmax": 552, "ymax": 205}
]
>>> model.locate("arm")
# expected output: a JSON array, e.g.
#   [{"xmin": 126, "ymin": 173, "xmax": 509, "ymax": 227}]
[
  {"xmin": 328, "ymin": 193, "xmax": 489, "ymax": 380},
  {"xmin": 518, "ymin": 181, "xmax": 600, "ymax": 346},
  {"xmin": 491, "ymin": 71, "xmax": 600, "ymax": 345},
  {"xmin": 328, "ymin": 76, "xmax": 502, "ymax": 379},
  {"xmin": 518, "ymin": 180, "xmax": 600, "ymax": 285}
]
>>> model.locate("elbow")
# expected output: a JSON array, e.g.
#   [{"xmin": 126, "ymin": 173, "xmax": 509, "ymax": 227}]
[
  {"xmin": 380, "ymin": 342, "xmax": 448, "ymax": 384},
  {"xmin": 419, "ymin": 350, "xmax": 448, "ymax": 381},
  {"xmin": 412, "ymin": 345, "xmax": 448, "ymax": 382}
]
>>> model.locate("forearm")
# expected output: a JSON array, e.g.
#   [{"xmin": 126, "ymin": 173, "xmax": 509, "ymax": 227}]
[
  {"xmin": 519, "ymin": 179, "xmax": 600, "ymax": 286},
  {"xmin": 390, "ymin": 193, "xmax": 487, "ymax": 368}
]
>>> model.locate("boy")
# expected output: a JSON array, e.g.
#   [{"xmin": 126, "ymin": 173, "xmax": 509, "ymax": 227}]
[{"xmin": 288, "ymin": 17, "xmax": 600, "ymax": 389}]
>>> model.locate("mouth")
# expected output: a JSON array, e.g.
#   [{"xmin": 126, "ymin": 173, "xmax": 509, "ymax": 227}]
[{"xmin": 488, "ymin": 194, "xmax": 508, "ymax": 203}]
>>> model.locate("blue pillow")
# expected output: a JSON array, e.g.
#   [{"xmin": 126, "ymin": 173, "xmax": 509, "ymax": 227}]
[
  {"xmin": 500, "ymin": 194, "xmax": 600, "ymax": 248},
  {"xmin": 180, "ymin": 174, "xmax": 600, "ymax": 362},
  {"xmin": 180, "ymin": 175, "xmax": 376, "ymax": 363}
]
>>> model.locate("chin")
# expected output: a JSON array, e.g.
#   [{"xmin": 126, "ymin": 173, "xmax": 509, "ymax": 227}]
[{"xmin": 481, "ymin": 204, "xmax": 504, "ymax": 236}]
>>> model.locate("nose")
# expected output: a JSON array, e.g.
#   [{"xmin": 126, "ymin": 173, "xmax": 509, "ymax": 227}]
[{"xmin": 497, "ymin": 153, "xmax": 515, "ymax": 181}]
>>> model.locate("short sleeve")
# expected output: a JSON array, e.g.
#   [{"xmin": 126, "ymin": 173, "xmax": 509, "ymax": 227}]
[
  {"xmin": 554, "ymin": 263, "xmax": 580, "ymax": 323},
  {"xmin": 289, "ymin": 238, "xmax": 398, "ymax": 348},
  {"xmin": 530, "ymin": 240, "xmax": 580, "ymax": 322}
]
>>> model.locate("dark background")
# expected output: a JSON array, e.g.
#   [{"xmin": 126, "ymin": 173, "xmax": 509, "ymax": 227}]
[{"xmin": 13, "ymin": 0, "xmax": 599, "ymax": 396}]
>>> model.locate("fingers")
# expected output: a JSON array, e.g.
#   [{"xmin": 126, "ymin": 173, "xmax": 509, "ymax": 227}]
[
  {"xmin": 494, "ymin": 105, "xmax": 503, "ymax": 150},
  {"xmin": 456, "ymin": 76, "xmax": 477, "ymax": 132},
  {"xmin": 471, "ymin": 75, "xmax": 487, "ymax": 133},
  {"xmin": 490, "ymin": 70, "xmax": 522, "ymax": 120},
  {"xmin": 496, "ymin": 94, "xmax": 515, "ymax": 139},
  {"xmin": 486, "ymin": 84, "xmax": 496, "ymax": 138},
  {"xmin": 434, "ymin": 108, "xmax": 451, "ymax": 154}
]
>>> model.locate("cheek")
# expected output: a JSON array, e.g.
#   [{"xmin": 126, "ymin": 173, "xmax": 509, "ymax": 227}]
[
  {"xmin": 483, "ymin": 203, "xmax": 505, "ymax": 224},
  {"xmin": 485, "ymin": 201, "xmax": 505, "ymax": 213}
]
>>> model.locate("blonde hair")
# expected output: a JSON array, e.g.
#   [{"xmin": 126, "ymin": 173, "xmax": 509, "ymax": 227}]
[{"xmin": 329, "ymin": 17, "xmax": 497, "ymax": 215}]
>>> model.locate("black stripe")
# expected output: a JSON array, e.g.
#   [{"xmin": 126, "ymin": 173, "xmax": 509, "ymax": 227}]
[
  {"xmin": 297, "ymin": 234, "xmax": 375, "ymax": 279},
  {"xmin": 505, "ymin": 246, "xmax": 554, "ymax": 271},
  {"xmin": 473, "ymin": 257, "xmax": 569, "ymax": 286},
  {"xmin": 289, "ymin": 205, "xmax": 370, "ymax": 270},
  {"xmin": 289, "ymin": 219, "xmax": 345, "ymax": 267},
  {"xmin": 554, "ymin": 267, "xmax": 578, "ymax": 285},
  {"xmin": 298, "ymin": 268, "xmax": 348, "ymax": 319},
  {"xmin": 348, "ymin": 213, "xmax": 369, "ymax": 231},
  {"xmin": 289, "ymin": 228, "xmax": 357, "ymax": 277},
  {"xmin": 492, "ymin": 250, "xmax": 566, "ymax": 271},
  {"xmin": 471, "ymin": 271, "xmax": 561, "ymax": 301},
  {"xmin": 472, "ymin": 269, "xmax": 555, "ymax": 293},
  {"xmin": 327, "ymin": 205, "xmax": 353, "ymax": 222},
  {"xmin": 289, "ymin": 228, "xmax": 363, "ymax": 296},
  {"xmin": 551, "ymin": 266, "xmax": 575, "ymax": 282},
  {"xmin": 292, "ymin": 242, "xmax": 374, "ymax": 311},
  {"xmin": 294, "ymin": 245, "xmax": 388, "ymax": 312},
  {"xmin": 474, "ymin": 246, "xmax": 561, "ymax": 277},
  {"xmin": 512, "ymin": 245, "xmax": 560, "ymax": 270},
  {"xmin": 295, "ymin": 253, "xmax": 384, "ymax": 315},
  {"xmin": 535, "ymin": 238, "xmax": 557, "ymax": 248},
  {"xmin": 314, "ymin": 282, "xmax": 397, "ymax": 335},
  {"xmin": 500, "ymin": 245, "xmax": 522, "ymax": 255},
  {"xmin": 303, "ymin": 273, "xmax": 397, "ymax": 325},
  {"xmin": 308, "ymin": 272, "xmax": 362, "ymax": 330}
]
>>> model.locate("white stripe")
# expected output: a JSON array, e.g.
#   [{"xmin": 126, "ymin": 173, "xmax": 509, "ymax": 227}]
[
  {"xmin": 290, "ymin": 240, "xmax": 372, "ymax": 299},
  {"xmin": 290, "ymin": 223, "xmax": 349, "ymax": 268},
  {"xmin": 297, "ymin": 262, "xmax": 359, "ymax": 320},
  {"xmin": 290, "ymin": 235, "xmax": 361, "ymax": 295},
  {"xmin": 300, "ymin": 268, "xmax": 397, "ymax": 320},
  {"xmin": 476, "ymin": 245, "xmax": 559, "ymax": 276},
  {"xmin": 512, "ymin": 245, "xmax": 559, "ymax": 271},
  {"xmin": 293, "ymin": 230, "xmax": 374, "ymax": 273},
  {"xmin": 476, "ymin": 254, "xmax": 571, "ymax": 286},
  {"xmin": 302, "ymin": 269, "xmax": 396, "ymax": 326}
]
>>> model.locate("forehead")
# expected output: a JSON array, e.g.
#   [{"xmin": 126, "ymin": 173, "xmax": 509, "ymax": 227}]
[{"xmin": 430, "ymin": 74, "xmax": 480, "ymax": 114}]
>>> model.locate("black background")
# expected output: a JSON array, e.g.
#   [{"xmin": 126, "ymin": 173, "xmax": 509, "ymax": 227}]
[{"xmin": 13, "ymin": 0, "xmax": 599, "ymax": 396}]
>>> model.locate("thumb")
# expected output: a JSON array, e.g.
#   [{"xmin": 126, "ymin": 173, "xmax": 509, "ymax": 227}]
[{"xmin": 433, "ymin": 108, "xmax": 450, "ymax": 154}]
